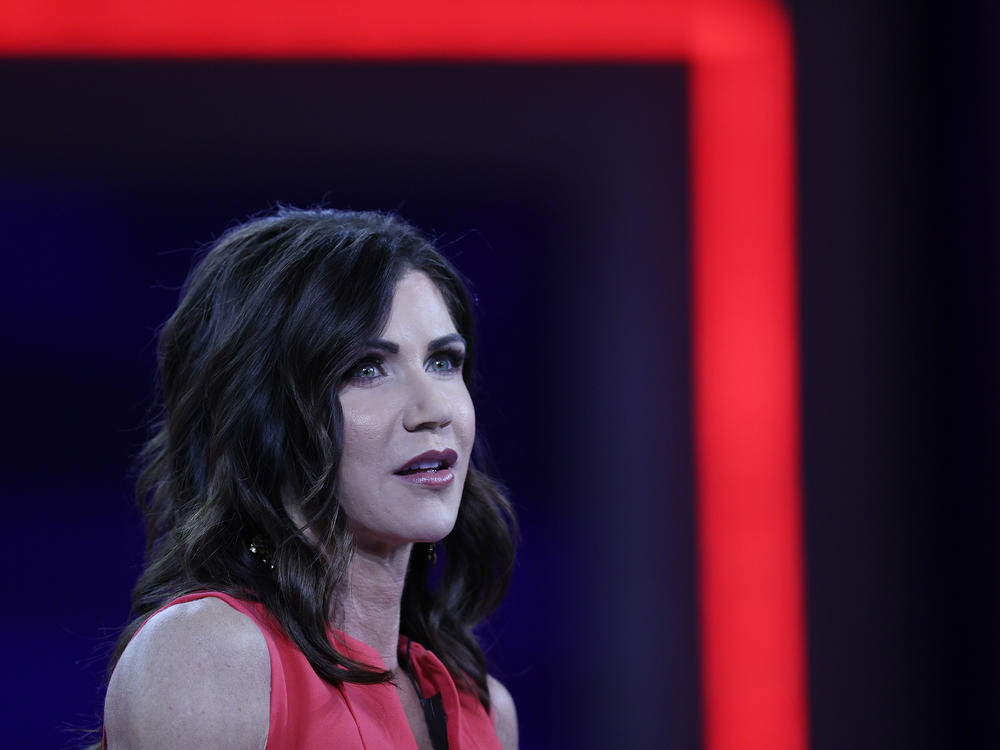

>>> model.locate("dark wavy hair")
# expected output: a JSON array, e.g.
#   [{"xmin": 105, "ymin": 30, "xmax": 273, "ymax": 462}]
[{"xmin": 105, "ymin": 207, "xmax": 517, "ymax": 710}]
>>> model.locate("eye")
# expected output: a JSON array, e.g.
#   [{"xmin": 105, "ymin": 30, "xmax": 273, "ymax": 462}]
[
  {"xmin": 427, "ymin": 348, "xmax": 465, "ymax": 374},
  {"xmin": 347, "ymin": 356, "xmax": 385, "ymax": 382}
]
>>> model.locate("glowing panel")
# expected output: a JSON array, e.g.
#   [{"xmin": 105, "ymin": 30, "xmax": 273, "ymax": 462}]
[{"xmin": 0, "ymin": 1, "xmax": 807, "ymax": 748}]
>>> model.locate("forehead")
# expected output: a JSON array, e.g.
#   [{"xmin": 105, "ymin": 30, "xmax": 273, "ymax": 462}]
[{"xmin": 382, "ymin": 270, "xmax": 456, "ymax": 334}]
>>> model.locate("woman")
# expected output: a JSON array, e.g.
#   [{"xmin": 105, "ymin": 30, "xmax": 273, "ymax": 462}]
[{"xmin": 100, "ymin": 208, "xmax": 519, "ymax": 750}]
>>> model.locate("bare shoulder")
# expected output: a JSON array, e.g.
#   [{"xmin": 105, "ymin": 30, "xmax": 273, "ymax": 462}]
[
  {"xmin": 487, "ymin": 675, "xmax": 518, "ymax": 750},
  {"xmin": 104, "ymin": 597, "xmax": 270, "ymax": 750}
]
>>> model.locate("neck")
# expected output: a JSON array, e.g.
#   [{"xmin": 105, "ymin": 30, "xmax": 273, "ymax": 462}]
[{"xmin": 334, "ymin": 541, "xmax": 413, "ymax": 672}]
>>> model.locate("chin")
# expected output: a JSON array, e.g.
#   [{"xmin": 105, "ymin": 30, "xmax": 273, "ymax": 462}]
[
  {"xmin": 371, "ymin": 505, "xmax": 459, "ymax": 549},
  {"xmin": 416, "ymin": 510, "xmax": 460, "ymax": 544},
  {"xmin": 415, "ymin": 486, "xmax": 462, "ymax": 539}
]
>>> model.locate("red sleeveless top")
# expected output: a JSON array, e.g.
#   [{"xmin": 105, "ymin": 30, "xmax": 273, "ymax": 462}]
[{"xmin": 106, "ymin": 591, "xmax": 502, "ymax": 750}]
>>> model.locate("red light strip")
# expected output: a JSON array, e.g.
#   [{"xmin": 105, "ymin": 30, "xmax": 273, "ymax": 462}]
[
  {"xmin": 0, "ymin": 2, "xmax": 806, "ymax": 747},
  {"xmin": 690, "ymin": 8, "xmax": 806, "ymax": 749}
]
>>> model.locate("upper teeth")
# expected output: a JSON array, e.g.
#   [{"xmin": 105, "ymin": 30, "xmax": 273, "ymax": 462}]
[{"xmin": 412, "ymin": 460, "xmax": 442, "ymax": 470}]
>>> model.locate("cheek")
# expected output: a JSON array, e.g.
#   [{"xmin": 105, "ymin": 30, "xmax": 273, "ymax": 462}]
[
  {"xmin": 338, "ymin": 403, "xmax": 390, "ymax": 482},
  {"xmin": 343, "ymin": 410, "xmax": 382, "ymax": 444},
  {"xmin": 456, "ymin": 393, "xmax": 476, "ymax": 456}
]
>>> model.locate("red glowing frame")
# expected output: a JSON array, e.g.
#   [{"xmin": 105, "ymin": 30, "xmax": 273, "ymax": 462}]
[{"xmin": 0, "ymin": 1, "xmax": 806, "ymax": 748}]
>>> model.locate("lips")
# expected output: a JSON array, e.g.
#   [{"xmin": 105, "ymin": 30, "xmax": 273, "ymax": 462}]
[
  {"xmin": 395, "ymin": 449, "xmax": 458, "ymax": 474},
  {"xmin": 394, "ymin": 449, "xmax": 458, "ymax": 487}
]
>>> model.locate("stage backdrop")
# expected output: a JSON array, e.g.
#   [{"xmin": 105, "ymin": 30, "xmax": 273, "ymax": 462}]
[
  {"xmin": 2, "ymin": 60, "xmax": 697, "ymax": 749},
  {"xmin": 3, "ymin": 1, "xmax": 998, "ymax": 747}
]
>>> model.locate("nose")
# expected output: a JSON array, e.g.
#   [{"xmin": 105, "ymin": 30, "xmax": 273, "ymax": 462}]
[{"xmin": 402, "ymin": 374, "xmax": 453, "ymax": 432}]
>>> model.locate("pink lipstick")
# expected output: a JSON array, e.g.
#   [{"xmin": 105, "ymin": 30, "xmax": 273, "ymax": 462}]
[{"xmin": 394, "ymin": 449, "xmax": 458, "ymax": 487}]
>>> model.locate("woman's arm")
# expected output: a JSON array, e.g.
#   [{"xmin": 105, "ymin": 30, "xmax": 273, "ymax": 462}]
[
  {"xmin": 104, "ymin": 597, "xmax": 271, "ymax": 750},
  {"xmin": 487, "ymin": 675, "xmax": 518, "ymax": 750}
]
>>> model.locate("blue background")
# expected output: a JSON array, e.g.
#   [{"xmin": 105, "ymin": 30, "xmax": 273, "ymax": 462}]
[{"xmin": 3, "ymin": 62, "xmax": 697, "ymax": 749}]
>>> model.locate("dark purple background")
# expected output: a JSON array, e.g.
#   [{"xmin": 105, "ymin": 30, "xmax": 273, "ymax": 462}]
[
  {"xmin": 3, "ymin": 60, "xmax": 696, "ymax": 750},
  {"xmin": 3, "ymin": 1, "xmax": 998, "ymax": 748}
]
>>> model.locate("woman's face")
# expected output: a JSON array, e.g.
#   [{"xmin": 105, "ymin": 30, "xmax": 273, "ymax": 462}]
[{"xmin": 337, "ymin": 270, "xmax": 475, "ymax": 554}]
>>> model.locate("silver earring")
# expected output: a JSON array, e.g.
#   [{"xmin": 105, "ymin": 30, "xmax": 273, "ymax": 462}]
[{"xmin": 427, "ymin": 543, "xmax": 437, "ymax": 565}]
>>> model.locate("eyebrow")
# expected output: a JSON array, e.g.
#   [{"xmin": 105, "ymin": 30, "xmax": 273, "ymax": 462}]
[
  {"xmin": 427, "ymin": 333, "xmax": 466, "ymax": 353},
  {"xmin": 365, "ymin": 333, "xmax": 466, "ymax": 355}
]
